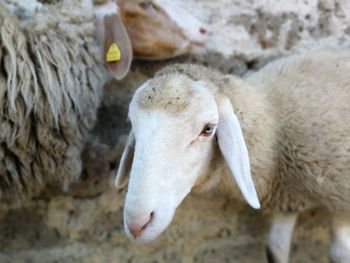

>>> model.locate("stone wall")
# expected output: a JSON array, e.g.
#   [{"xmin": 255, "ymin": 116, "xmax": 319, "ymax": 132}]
[{"xmin": 1, "ymin": 0, "xmax": 350, "ymax": 262}]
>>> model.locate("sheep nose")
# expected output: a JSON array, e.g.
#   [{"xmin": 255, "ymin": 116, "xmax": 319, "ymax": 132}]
[{"xmin": 128, "ymin": 212, "xmax": 153, "ymax": 238}]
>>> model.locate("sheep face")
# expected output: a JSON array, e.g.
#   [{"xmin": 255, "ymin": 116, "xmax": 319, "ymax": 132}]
[
  {"xmin": 118, "ymin": 76, "xmax": 219, "ymax": 241},
  {"xmin": 116, "ymin": 72, "xmax": 260, "ymax": 241}
]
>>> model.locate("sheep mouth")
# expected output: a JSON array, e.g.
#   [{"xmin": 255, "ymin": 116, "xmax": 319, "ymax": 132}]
[
  {"xmin": 127, "ymin": 206, "xmax": 176, "ymax": 242},
  {"xmin": 132, "ymin": 212, "xmax": 154, "ymax": 239}
]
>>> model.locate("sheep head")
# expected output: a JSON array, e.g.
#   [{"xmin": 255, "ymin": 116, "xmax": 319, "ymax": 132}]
[
  {"xmin": 116, "ymin": 64, "xmax": 260, "ymax": 241},
  {"xmin": 117, "ymin": 0, "xmax": 208, "ymax": 59}
]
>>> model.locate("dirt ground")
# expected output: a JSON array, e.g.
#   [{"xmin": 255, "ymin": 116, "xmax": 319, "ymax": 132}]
[{"xmin": 0, "ymin": 189, "xmax": 333, "ymax": 263}]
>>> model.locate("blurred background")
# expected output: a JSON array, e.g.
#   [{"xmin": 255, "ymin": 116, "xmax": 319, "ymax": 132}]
[{"xmin": 0, "ymin": 0, "xmax": 350, "ymax": 262}]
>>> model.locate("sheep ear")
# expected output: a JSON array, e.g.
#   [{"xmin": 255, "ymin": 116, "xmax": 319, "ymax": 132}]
[
  {"xmin": 95, "ymin": 2, "xmax": 133, "ymax": 80},
  {"xmin": 115, "ymin": 132, "xmax": 135, "ymax": 189},
  {"xmin": 217, "ymin": 97, "xmax": 261, "ymax": 209}
]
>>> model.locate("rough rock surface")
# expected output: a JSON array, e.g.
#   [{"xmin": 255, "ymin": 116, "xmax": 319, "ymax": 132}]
[{"xmin": 1, "ymin": 0, "xmax": 350, "ymax": 262}]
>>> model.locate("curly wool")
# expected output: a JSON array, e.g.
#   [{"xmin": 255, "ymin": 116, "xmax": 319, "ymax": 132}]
[{"xmin": 0, "ymin": 0, "xmax": 108, "ymax": 204}]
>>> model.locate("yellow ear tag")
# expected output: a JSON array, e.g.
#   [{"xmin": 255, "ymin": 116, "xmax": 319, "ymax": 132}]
[{"xmin": 106, "ymin": 43, "xmax": 121, "ymax": 62}]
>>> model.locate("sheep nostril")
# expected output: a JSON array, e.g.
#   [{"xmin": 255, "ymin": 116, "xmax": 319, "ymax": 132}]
[
  {"xmin": 128, "ymin": 212, "xmax": 154, "ymax": 238},
  {"xmin": 199, "ymin": 27, "xmax": 207, "ymax": 34}
]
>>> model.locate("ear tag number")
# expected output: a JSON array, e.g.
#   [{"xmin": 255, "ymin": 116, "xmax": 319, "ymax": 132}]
[{"xmin": 106, "ymin": 43, "xmax": 121, "ymax": 62}]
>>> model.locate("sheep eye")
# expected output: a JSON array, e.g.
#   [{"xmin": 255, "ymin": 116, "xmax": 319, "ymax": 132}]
[
  {"xmin": 200, "ymin": 124, "xmax": 215, "ymax": 137},
  {"xmin": 139, "ymin": 1, "xmax": 158, "ymax": 10}
]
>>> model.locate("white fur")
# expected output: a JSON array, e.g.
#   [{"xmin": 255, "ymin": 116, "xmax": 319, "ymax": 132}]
[
  {"xmin": 154, "ymin": 0, "xmax": 207, "ymax": 45},
  {"xmin": 330, "ymin": 236, "xmax": 350, "ymax": 263},
  {"xmin": 2, "ymin": 0, "xmax": 43, "ymax": 20},
  {"xmin": 330, "ymin": 213, "xmax": 350, "ymax": 263},
  {"xmin": 217, "ymin": 97, "xmax": 260, "ymax": 209},
  {"xmin": 267, "ymin": 213, "xmax": 298, "ymax": 263},
  {"xmin": 94, "ymin": 0, "xmax": 119, "ymax": 17}
]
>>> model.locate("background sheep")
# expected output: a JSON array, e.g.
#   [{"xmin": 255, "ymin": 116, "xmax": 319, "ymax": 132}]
[
  {"xmin": 0, "ymin": 0, "xmax": 209, "ymax": 205},
  {"xmin": 116, "ymin": 49, "xmax": 350, "ymax": 262},
  {"xmin": 4, "ymin": 0, "xmax": 208, "ymax": 59},
  {"xmin": 0, "ymin": 0, "xmax": 133, "ymax": 204},
  {"xmin": 117, "ymin": 0, "xmax": 208, "ymax": 59}
]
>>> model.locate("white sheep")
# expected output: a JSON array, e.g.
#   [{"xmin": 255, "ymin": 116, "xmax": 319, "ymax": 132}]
[
  {"xmin": 116, "ymin": 48, "xmax": 350, "ymax": 263},
  {"xmin": 0, "ymin": 0, "xmax": 132, "ymax": 204}
]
